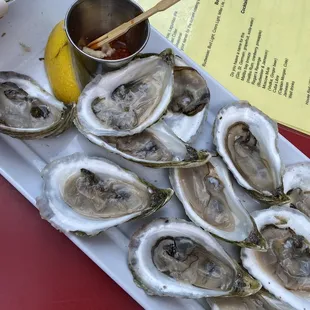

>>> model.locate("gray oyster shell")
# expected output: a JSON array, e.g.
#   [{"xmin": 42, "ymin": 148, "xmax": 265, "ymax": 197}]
[
  {"xmin": 213, "ymin": 101, "xmax": 288, "ymax": 204},
  {"xmin": 0, "ymin": 71, "xmax": 75, "ymax": 139},
  {"xmin": 170, "ymin": 156, "xmax": 266, "ymax": 250},
  {"xmin": 36, "ymin": 153, "xmax": 174, "ymax": 236},
  {"xmin": 75, "ymin": 119, "xmax": 211, "ymax": 168},
  {"xmin": 76, "ymin": 49, "xmax": 174, "ymax": 137},
  {"xmin": 129, "ymin": 218, "xmax": 261, "ymax": 298},
  {"xmin": 207, "ymin": 291, "xmax": 295, "ymax": 310},
  {"xmin": 241, "ymin": 206, "xmax": 310, "ymax": 310}
]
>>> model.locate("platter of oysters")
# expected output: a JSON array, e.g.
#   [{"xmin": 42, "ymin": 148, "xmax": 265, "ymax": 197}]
[{"xmin": 1, "ymin": 7, "xmax": 310, "ymax": 310}]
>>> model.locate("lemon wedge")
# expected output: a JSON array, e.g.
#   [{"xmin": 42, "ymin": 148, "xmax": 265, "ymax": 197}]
[{"xmin": 44, "ymin": 20, "xmax": 81, "ymax": 104}]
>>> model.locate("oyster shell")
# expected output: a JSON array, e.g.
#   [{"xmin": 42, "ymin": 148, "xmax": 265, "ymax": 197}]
[
  {"xmin": 0, "ymin": 71, "xmax": 75, "ymax": 139},
  {"xmin": 164, "ymin": 55, "xmax": 210, "ymax": 142},
  {"xmin": 213, "ymin": 101, "xmax": 288, "ymax": 204},
  {"xmin": 207, "ymin": 291, "xmax": 295, "ymax": 310},
  {"xmin": 128, "ymin": 218, "xmax": 261, "ymax": 298},
  {"xmin": 169, "ymin": 66, "xmax": 209, "ymax": 116},
  {"xmin": 175, "ymin": 55, "xmax": 188, "ymax": 67},
  {"xmin": 75, "ymin": 120, "xmax": 211, "ymax": 168},
  {"xmin": 241, "ymin": 206, "xmax": 310, "ymax": 310},
  {"xmin": 76, "ymin": 49, "xmax": 174, "ymax": 137},
  {"xmin": 36, "ymin": 153, "xmax": 173, "ymax": 236},
  {"xmin": 283, "ymin": 163, "xmax": 310, "ymax": 217},
  {"xmin": 170, "ymin": 156, "xmax": 266, "ymax": 249}
]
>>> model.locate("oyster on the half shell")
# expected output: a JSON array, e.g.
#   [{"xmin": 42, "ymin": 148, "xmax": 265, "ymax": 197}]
[
  {"xmin": 164, "ymin": 55, "xmax": 210, "ymax": 142},
  {"xmin": 0, "ymin": 71, "xmax": 75, "ymax": 139},
  {"xmin": 36, "ymin": 153, "xmax": 173, "ymax": 236},
  {"xmin": 75, "ymin": 120, "xmax": 211, "ymax": 168},
  {"xmin": 76, "ymin": 49, "xmax": 174, "ymax": 137},
  {"xmin": 170, "ymin": 156, "xmax": 266, "ymax": 249},
  {"xmin": 213, "ymin": 101, "xmax": 288, "ymax": 204},
  {"xmin": 129, "ymin": 218, "xmax": 261, "ymax": 298},
  {"xmin": 169, "ymin": 66, "xmax": 209, "ymax": 116},
  {"xmin": 283, "ymin": 162, "xmax": 310, "ymax": 217},
  {"xmin": 207, "ymin": 291, "xmax": 295, "ymax": 310},
  {"xmin": 241, "ymin": 206, "xmax": 310, "ymax": 310}
]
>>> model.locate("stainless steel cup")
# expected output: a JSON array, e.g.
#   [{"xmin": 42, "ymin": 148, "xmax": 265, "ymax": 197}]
[{"xmin": 64, "ymin": 0, "xmax": 150, "ymax": 87}]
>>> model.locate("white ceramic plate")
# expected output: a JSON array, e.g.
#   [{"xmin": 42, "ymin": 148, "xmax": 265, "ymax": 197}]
[{"xmin": 0, "ymin": 1, "xmax": 308, "ymax": 309}]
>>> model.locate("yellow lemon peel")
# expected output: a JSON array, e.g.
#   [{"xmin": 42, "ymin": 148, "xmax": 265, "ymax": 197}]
[{"xmin": 44, "ymin": 20, "xmax": 81, "ymax": 104}]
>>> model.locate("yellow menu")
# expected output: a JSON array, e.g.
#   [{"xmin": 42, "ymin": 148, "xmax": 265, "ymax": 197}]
[{"xmin": 137, "ymin": 0, "xmax": 310, "ymax": 135}]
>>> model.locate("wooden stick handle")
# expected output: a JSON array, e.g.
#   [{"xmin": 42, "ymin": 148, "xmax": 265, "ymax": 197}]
[
  {"xmin": 155, "ymin": 0, "xmax": 181, "ymax": 12},
  {"xmin": 87, "ymin": 0, "xmax": 181, "ymax": 49}
]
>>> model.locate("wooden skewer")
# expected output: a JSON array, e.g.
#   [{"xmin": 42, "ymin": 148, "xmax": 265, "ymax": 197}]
[{"xmin": 87, "ymin": 0, "xmax": 181, "ymax": 50}]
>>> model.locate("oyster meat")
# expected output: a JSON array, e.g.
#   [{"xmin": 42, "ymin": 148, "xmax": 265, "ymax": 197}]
[
  {"xmin": 36, "ymin": 153, "xmax": 173, "ymax": 236},
  {"xmin": 129, "ymin": 218, "xmax": 261, "ymax": 298},
  {"xmin": 76, "ymin": 49, "xmax": 174, "ymax": 137},
  {"xmin": 76, "ymin": 120, "xmax": 211, "ymax": 168},
  {"xmin": 284, "ymin": 163, "xmax": 310, "ymax": 217},
  {"xmin": 241, "ymin": 206, "xmax": 310, "ymax": 310},
  {"xmin": 164, "ymin": 55, "xmax": 210, "ymax": 142},
  {"xmin": 207, "ymin": 291, "xmax": 295, "ymax": 310},
  {"xmin": 169, "ymin": 65, "xmax": 209, "ymax": 116},
  {"xmin": 213, "ymin": 101, "xmax": 288, "ymax": 204},
  {"xmin": 0, "ymin": 71, "xmax": 75, "ymax": 139},
  {"xmin": 170, "ymin": 156, "xmax": 266, "ymax": 249}
]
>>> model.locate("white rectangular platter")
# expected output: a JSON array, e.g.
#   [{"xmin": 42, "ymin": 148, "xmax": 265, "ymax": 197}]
[{"xmin": 0, "ymin": 1, "xmax": 309, "ymax": 309}]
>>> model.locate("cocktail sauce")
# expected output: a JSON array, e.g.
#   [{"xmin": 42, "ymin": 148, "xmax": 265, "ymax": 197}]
[{"xmin": 105, "ymin": 35, "xmax": 131, "ymax": 60}]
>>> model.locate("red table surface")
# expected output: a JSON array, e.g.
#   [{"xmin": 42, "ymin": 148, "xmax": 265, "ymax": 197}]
[{"xmin": 0, "ymin": 127, "xmax": 309, "ymax": 310}]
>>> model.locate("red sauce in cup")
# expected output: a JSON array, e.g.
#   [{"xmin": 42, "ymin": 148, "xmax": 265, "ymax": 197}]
[{"xmin": 104, "ymin": 35, "xmax": 131, "ymax": 60}]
